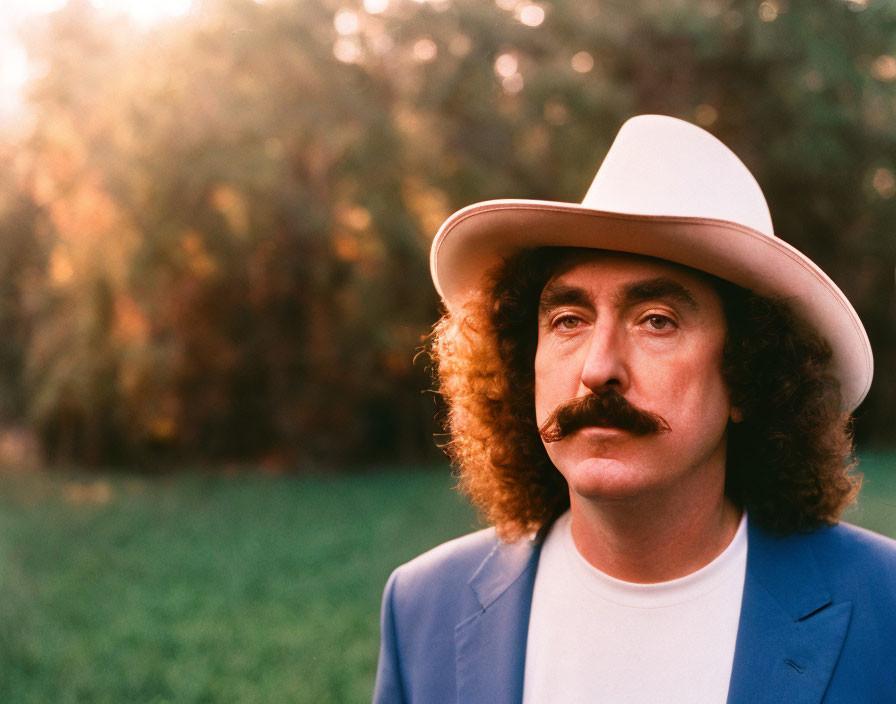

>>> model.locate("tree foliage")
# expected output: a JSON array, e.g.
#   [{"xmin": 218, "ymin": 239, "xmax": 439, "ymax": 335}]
[{"xmin": 1, "ymin": 0, "xmax": 894, "ymax": 466}]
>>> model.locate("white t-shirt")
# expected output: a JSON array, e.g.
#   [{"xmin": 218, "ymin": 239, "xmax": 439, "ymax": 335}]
[{"xmin": 522, "ymin": 510, "xmax": 748, "ymax": 704}]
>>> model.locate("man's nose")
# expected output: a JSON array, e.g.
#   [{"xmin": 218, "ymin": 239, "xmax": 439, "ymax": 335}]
[{"xmin": 580, "ymin": 323, "xmax": 629, "ymax": 393}]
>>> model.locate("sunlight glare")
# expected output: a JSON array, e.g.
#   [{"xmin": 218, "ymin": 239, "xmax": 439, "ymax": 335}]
[
  {"xmin": 695, "ymin": 104, "xmax": 718, "ymax": 126},
  {"xmin": 0, "ymin": 46, "xmax": 29, "ymax": 120},
  {"xmin": 412, "ymin": 38, "xmax": 438, "ymax": 62},
  {"xmin": 90, "ymin": 0, "xmax": 195, "ymax": 27},
  {"xmin": 333, "ymin": 38, "xmax": 362, "ymax": 63},
  {"xmin": 570, "ymin": 51, "xmax": 593, "ymax": 73},
  {"xmin": 871, "ymin": 55, "xmax": 896, "ymax": 83},
  {"xmin": 518, "ymin": 4, "xmax": 545, "ymax": 27},
  {"xmin": 28, "ymin": 0, "xmax": 69, "ymax": 12},
  {"xmin": 364, "ymin": 0, "xmax": 390, "ymax": 13},
  {"xmin": 873, "ymin": 168, "xmax": 896, "ymax": 199},
  {"xmin": 334, "ymin": 10, "xmax": 360, "ymax": 35},
  {"xmin": 758, "ymin": 1, "xmax": 779, "ymax": 22},
  {"xmin": 494, "ymin": 53, "xmax": 518, "ymax": 78},
  {"xmin": 502, "ymin": 73, "xmax": 524, "ymax": 95}
]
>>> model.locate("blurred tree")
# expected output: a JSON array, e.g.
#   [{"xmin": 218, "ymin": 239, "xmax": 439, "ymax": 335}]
[
  {"xmin": 2, "ymin": 0, "xmax": 893, "ymax": 467},
  {"xmin": 0, "ymin": 142, "xmax": 44, "ymax": 426}
]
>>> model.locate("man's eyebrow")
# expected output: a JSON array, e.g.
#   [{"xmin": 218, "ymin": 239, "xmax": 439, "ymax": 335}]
[
  {"xmin": 538, "ymin": 282, "xmax": 592, "ymax": 315},
  {"xmin": 617, "ymin": 277, "xmax": 699, "ymax": 311}
]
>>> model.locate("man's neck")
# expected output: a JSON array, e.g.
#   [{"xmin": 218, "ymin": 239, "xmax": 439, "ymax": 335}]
[{"xmin": 568, "ymin": 486, "xmax": 742, "ymax": 584}]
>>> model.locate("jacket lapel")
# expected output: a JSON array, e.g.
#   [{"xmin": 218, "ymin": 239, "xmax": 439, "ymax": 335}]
[
  {"xmin": 727, "ymin": 523, "xmax": 852, "ymax": 704},
  {"xmin": 455, "ymin": 535, "xmax": 541, "ymax": 704}
]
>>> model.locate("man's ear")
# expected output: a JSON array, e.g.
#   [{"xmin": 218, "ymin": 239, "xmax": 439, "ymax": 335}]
[{"xmin": 730, "ymin": 407, "xmax": 743, "ymax": 423}]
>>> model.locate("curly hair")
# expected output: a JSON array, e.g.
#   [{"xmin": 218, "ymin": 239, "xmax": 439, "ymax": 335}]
[{"xmin": 431, "ymin": 247, "xmax": 860, "ymax": 541}]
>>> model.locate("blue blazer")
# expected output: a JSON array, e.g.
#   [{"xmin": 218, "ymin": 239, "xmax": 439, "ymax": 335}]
[{"xmin": 373, "ymin": 520, "xmax": 896, "ymax": 703}]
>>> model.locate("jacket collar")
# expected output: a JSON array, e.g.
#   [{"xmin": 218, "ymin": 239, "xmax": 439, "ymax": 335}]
[
  {"xmin": 455, "ymin": 534, "xmax": 541, "ymax": 704},
  {"xmin": 726, "ymin": 521, "xmax": 851, "ymax": 704}
]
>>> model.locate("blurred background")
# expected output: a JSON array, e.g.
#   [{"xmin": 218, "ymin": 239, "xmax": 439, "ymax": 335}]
[{"xmin": 0, "ymin": 0, "xmax": 893, "ymax": 701}]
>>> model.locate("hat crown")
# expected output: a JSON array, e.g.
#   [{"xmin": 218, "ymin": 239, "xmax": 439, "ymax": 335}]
[{"xmin": 583, "ymin": 115, "xmax": 774, "ymax": 236}]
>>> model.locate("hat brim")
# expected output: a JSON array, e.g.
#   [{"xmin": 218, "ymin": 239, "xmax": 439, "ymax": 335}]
[{"xmin": 430, "ymin": 199, "xmax": 873, "ymax": 412}]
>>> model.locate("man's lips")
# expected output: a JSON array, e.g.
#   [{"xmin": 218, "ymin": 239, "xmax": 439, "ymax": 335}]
[{"xmin": 576, "ymin": 425, "xmax": 627, "ymax": 435}]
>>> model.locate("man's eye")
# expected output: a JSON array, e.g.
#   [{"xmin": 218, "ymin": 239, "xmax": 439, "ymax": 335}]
[
  {"xmin": 554, "ymin": 315, "xmax": 582, "ymax": 330},
  {"xmin": 644, "ymin": 314, "xmax": 674, "ymax": 331}
]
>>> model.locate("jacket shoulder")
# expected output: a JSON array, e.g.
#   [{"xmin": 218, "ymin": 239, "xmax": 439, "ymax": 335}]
[
  {"xmin": 807, "ymin": 521, "xmax": 896, "ymax": 596},
  {"xmin": 390, "ymin": 527, "xmax": 503, "ymax": 598},
  {"xmin": 811, "ymin": 521, "xmax": 896, "ymax": 568}
]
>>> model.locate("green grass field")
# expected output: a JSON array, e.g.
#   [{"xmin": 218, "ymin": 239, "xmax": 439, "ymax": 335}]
[{"xmin": 0, "ymin": 455, "xmax": 893, "ymax": 703}]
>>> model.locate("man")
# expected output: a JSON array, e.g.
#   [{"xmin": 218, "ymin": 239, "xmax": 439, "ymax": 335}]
[{"xmin": 373, "ymin": 115, "xmax": 896, "ymax": 703}]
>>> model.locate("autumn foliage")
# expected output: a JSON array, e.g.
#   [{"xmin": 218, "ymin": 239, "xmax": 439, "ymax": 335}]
[{"xmin": 0, "ymin": 0, "xmax": 893, "ymax": 467}]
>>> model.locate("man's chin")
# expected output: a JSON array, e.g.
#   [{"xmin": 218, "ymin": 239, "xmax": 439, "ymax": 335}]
[{"xmin": 549, "ymin": 449, "xmax": 664, "ymax": 503}]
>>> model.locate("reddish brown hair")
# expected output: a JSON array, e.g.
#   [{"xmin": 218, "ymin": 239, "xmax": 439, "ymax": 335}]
[{"xmin": 431, "ymin": 247, "xmax": 860, "ymax": 541}]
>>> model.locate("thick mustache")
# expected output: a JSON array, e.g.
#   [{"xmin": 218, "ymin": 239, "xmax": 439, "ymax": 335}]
[{"xmin": 538, "ymin": 390, "xmax": 671, "ymax": 443}]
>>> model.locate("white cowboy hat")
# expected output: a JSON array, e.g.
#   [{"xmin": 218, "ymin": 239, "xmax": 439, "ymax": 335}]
[{"xmin": 430, "ymin": 114, "xmax": 873, "ymax": 411}]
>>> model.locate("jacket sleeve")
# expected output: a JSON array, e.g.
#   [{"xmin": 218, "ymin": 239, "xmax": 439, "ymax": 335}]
[{"xmin": 372, "ymin": 568, "xmax": 407, "ymax": 704}]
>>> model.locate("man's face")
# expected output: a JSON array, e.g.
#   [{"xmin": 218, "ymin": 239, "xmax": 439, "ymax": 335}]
[{"xmin": 534, "ymin": 250, "xmax": 733, "ymax": 505}]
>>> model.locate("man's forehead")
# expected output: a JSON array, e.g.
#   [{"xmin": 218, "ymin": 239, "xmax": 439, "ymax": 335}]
[
  {"xmin": 541, "ymin": 248, "xmax": 721, "ymax": 294},
  {"xmin": 539, "ymin": 274, "xmax": 701, "ymax": 316}
]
